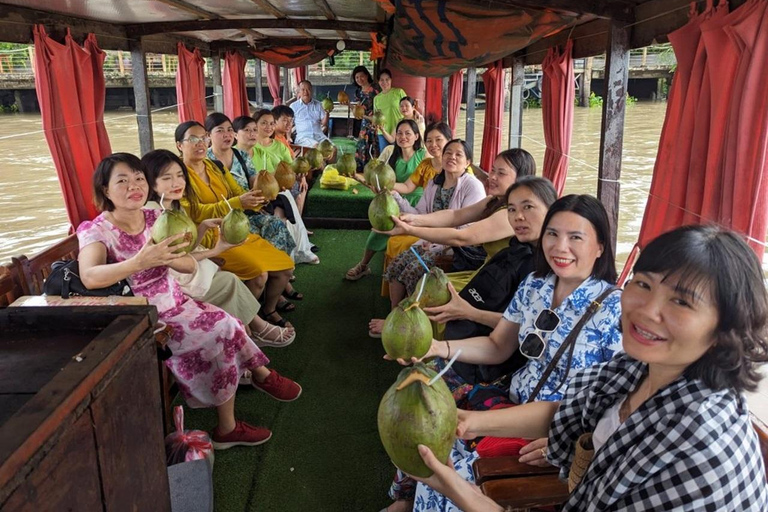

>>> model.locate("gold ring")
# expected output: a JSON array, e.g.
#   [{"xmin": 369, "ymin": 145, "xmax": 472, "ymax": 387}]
[{"xmin": 540, "ymin": 448, "xmax": 547, "ymax": 457}]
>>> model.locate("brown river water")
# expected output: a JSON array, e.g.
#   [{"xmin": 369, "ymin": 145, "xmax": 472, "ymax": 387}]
[{"xmin": 0, "ymin": 103, "xmax": 666, "ymax": 265}]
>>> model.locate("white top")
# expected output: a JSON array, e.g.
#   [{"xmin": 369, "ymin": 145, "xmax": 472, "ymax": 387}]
[
  {"xmin": 290, "ymin": 98, "xmax": 329, "ymax": 147},
  {"xmin": 592, "ymin": 399, "xmax": 623, "ymax": 452}
]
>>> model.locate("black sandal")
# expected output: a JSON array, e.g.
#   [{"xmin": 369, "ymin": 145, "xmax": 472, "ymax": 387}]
[
  {"xmin": 282, "ymin": 290, "xmax": 304, "ymax": 301},
  {"xmin": 276, "ymin": 300, "xmax": 296, "ymax": 313},
  {"xmin": 261, "ymin": 310, "xmax": 289, "ymax": 328}
]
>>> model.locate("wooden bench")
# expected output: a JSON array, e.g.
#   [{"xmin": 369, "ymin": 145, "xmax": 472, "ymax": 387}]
[
  {"xmin": 1, "ymin": 238, "xmax": 178, "ymax": 434},
  {"xmin": 473, "ymin": 416, "xmax": 768, "ymax": 510}
]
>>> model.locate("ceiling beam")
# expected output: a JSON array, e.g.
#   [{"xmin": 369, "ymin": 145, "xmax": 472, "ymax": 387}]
[
  {"xmin": 246, "ymin": 0, "xmax": 314, "ymax": 38},
  {"xmin": 125, "ymin": 18, "xmax": 383, "ymax": 37},
  {"xmin": 212, "ymin": 37, "xmax": 370, "ymax": 53},
  {"xmin": 154, "ymin": 0, "xmax": 267, "ymax": 40},
  {"xmin": 312, "ymin": 0, "xmax": 350, "ymax": 40},
  {"xmin": 491, "ymin": 0, "xmax": 634, "ymax": 21}
]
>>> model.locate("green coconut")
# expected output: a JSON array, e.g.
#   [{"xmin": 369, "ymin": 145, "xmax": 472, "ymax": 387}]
[
  {"xmin": 254, "ymin": 170, "xmax": 279, "ymax": 201},
  {"xmin": 151, "ymin": 209, "xmax": 197, "ymax": 254},
  {"xmin": 370, "ymin": 162, "xmax": 396, "ymax": 192},
  {"xmin": 337, "ymin": 153, "xmax": 357, "ymax": 177},
  {"xmin": 378, "ymin": 363, "xmax": 457, "ymax": 478},
  {"xmin": 221, "ymin": 208, "xmax": 249, "ymax": 245},
  {"xmin": 363, "ymin": 159, "xmax": 383, "ymax": 184},
  {"xmin": 318, "ymin": 139, "xmax": 334, "ymax": 160},
  {"xmin": 306, "ymin": 148, "xmax": 325, "ymax": 170},
  {"xmin": 321, "ymin": 97, "xmax": 334, "ymax": 112},
  {"xmin": 292, "ymin": 156, "xmax": 311, "ymax": 175},
  {"xmin": 372, "ymin": 109, "xmax": 386, "ymax": 127},
  {"xmin": 411, "ymin": 268, "xmax": 451, "ymax": 308},
  {"xmin": 368, "ymin": 191, "xmax": 400, "ymax": 232},
  {"xmin": 381, "ymin": 297, "xmax": 433, "ymax": 361}
]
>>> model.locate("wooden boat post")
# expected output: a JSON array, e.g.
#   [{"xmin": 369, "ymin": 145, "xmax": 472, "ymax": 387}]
[
  {"xmin": 211, "ymin": 52, "xmax": 224, "ymax": 113},
  {"xmin": 465, "ymin": 67, "xmax": 477, "ymax": 154},
  {"xmin": 597, "ymin": 18, "xmax": 630, "ymax": 253},
  {"xmin": 508, "ymin": 56, "xmax": 524, "ymax": 149},
  {"xmin": 130, "ymin": 39, "xmax": 155, "ymax": 155},
  {"xmin": 254, "ymin": 57, "xmax": 264, "ymax": 107}
]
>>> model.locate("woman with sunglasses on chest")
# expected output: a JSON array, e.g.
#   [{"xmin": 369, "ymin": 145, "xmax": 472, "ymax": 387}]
[{"xmin": 391, "ymin": 195, "xmax": 622, "ymax": 512}]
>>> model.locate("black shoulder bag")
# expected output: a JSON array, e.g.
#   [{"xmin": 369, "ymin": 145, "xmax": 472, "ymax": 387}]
[{"xmin": 43, "ymin": 260, "xmax": 133, "ymax": 299}]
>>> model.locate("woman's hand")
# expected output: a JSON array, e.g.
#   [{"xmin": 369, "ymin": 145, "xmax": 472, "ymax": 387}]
[
  {"xmin": 240, "ymin": 189, "xmax": 267, "ymax": 209},
  {"xmin": 383, "ymin": 338, "xmax": 444, "ymax": 365},
  {"xmin": 133, "ymin": 233, "xmax": 190, "ymax": 270},
  {"xmin": 423, "ymin": 283, "xmax": 471, "ymax": 323},
  {"xmin": 399, "ymin": 213, "xmax": 422, "ymax": 226},
  {"xmin": 299, "ymin": 175, "xmax": 308, "ymax": 193},
  {"xmin": 456, "ymin": 409, "xmax": 482, "ymax": 440},
  {"xmin": 198, "ymin": 218, "xmax": 222, "ymax": 233},
  {"xmin": 372, "ymin": 215, "xmax": 412, "ymax": 236},
  {"xmin": 517, "ymin": 438, "xmax": 551, "ymax": 467}
]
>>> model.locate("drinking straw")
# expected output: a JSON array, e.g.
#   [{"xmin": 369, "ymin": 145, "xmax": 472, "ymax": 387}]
[
  {"xmin": 429, "ymin": 349, "xmax": 463, "ymax": 386},
  {"xmin": 410, "ymin": 246, "xmax": 430, "ymax": 273},
  {"xmin": 221, "ymin": 194, "xmax": 233, "ymax": 211}
]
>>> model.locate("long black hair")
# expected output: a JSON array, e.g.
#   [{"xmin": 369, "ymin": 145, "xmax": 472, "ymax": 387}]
[
  {"xmin": 174, "ymin": 121, "xmax": 205, "ymax": 146},
  {"xmin": 205, "ymin": 112, "xmax": 232, "ymax": 133},
  {"xmin": 483, "ymin": 148, "xmax": 538, "ymax": 217},
  {"xmin": 351, "ymin": 65, "xmax": 374, "ymax": 91},
  {"xmin": 388, "ymin": 118, "xmax": 423, "ymax": 168},
  {"xmin": 533, "ymin": 194, "xmax": 617, "ymax": 283}
]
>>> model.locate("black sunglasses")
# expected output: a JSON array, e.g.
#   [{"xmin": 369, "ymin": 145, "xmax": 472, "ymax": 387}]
[{"xmin": 519, "ymin": 308, "xmax": 561, "ymax": 360}]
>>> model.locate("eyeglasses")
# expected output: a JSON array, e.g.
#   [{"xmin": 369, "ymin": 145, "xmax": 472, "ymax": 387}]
[
  {"xmin": 183, "ymin": 135, "xmax": 210, "ymax": 145},
  {"xmin": 519, "ymin": 309, "xmax": 561, "ymax": 360}
]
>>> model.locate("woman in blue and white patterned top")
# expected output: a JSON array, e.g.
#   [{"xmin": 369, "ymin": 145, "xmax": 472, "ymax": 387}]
[
  {"xmin": 386, "ymin": 195, "xmax": 622, "ymax": 512},
  {"xmin": 408, "ymin": 224, "xmax": 768, "ymax": 512}
]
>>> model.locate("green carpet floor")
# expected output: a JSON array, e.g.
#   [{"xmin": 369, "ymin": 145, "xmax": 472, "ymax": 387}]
[
  {"xmin": 303, "ymin": 178, "xmax": 375, "ymax": 220},
  {"xmin": 181, "ymin": 229, "xmax": 400, "ymax": 512}
]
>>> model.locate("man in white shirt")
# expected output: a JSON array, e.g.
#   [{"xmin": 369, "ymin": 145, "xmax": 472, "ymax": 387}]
[{"xmin": 290, "ymin": 80, "xmax": 330, "ymax": 147}]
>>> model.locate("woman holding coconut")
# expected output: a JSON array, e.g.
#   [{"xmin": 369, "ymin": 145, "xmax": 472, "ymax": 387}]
[
  {"xmin": 77, "ymin": 153, "xmax": 301, "ymax": 450},
  {"xmin": 383, "ymin": 195, "xmax": 622, "ymax": 512},
  {"xmin": 345, "ymin": 119, "xmax": 427, "ymax": 281},
  {"xmin": 175, "ymin": 120, "xmax": 296, "ymax": 328},
  {"xmin": 408, "ymin": 224, "xmax": 768, "ymax": 512},
  {"xmin": 142, "ymin": 148, "xmax": 295, "ymax": 348},
  {"xmin": 352, "ymin": 65, "xmax": 380, "ymax": 171}
]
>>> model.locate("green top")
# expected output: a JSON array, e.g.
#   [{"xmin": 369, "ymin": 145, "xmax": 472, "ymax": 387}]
[
  {"xmin": 252, "ymin": 140, "xmax": 292, "ymax": 173},
  {"xmin": 373, "ymin": 87, "xmax": 406, "ymax": 133}
]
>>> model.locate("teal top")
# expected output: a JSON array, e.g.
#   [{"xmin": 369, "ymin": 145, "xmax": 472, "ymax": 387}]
[
  {"xmin": 365, "ymin": 147, "xmax": 427, "ymax": 252},
  {"xmin": 252, "ymin": 140, "xmax": 292, "ymax": 173},
  {"xmin": 373, "ymin": 87, "xmax": 406, "ymax": 134}
]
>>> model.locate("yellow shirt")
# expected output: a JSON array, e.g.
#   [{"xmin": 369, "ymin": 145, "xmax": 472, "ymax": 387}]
[{"xmin": 408, "ymin": 158, "xmax": 475, "ymax": 188}]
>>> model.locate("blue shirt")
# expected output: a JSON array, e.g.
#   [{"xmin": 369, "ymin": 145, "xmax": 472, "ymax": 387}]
[{"xmin": 503, "ymin": 273, "xmax": 622, "ymax": 404}]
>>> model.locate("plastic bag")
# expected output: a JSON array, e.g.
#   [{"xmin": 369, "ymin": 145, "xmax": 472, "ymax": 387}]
[{"xmin": 165, "ymin": 406, "xmax": 215, "ymax": 467}]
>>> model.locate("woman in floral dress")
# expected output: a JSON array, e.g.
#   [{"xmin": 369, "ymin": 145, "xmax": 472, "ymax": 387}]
[
  {"xmin": 352, "ymin": 65, "xmax": 379, "ymax": 171},
  {"xmin": 77, "ymin": 153, "xmax": 302, "ymax": 449}
]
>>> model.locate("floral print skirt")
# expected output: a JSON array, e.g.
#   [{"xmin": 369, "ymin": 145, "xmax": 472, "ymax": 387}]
[{"xmin": 247, "ymin": 211, "xmax": 296, "ymax": 256}]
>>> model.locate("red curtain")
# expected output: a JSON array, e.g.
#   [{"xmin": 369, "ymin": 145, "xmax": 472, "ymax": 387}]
[
  {"xmin": 425, "ymin": 77, "xmax": 443, "ymax": 124},
  {"xmin": 541, "ymin": 40, "xmax": 575, "ymax": 195},
  {"xmin": 176, "ymin": 43, "xmax": 207, "ymax": 123},
  {"xmin": 267, "ymin": 63, "xmax": 281, "ymax": 106},
  {"xmin": 638, "ymin": 0, "xmax": 768, "ymax": 258},
  {"xmin": 33, "ymin": 26, "xmax": 111, "ymax": 227},
  {"xmin": 448, "ymin": 70, "xmax": 464, "ymax": 136},
  {"xmin": 480, "ymin": 61, "xmax": 505, "ymax": 172},
  {"xmin": 292, "ymin": 66, "xmax": 307, "ymax": 85},
  {"xmin": 223, "ymin": 51, "xmax": 250, "ymax": 120}
]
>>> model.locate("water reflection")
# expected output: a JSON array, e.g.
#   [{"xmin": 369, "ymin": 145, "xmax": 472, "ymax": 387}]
[{"xmin": 0, "ymin": 104, "xmax": 666, "ymax": 265}]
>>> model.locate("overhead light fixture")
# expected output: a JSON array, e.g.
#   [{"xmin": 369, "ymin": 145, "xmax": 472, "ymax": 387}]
[{"xmin": 336, "ymin": 40, "xmax": 346, "ymax": 51}]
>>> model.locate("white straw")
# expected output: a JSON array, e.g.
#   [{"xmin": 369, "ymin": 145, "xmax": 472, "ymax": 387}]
[
  {"xmin": 160, "ymin": 193, "xmax": 166, "ymax": 211},
  {"xmin": 375, "ymin": 174, "xmax": 381, "ymax": 191},
  {"xmin": 221, "ymin": 194, "xmax": 233, "ymax": 211},
  {"xmin": 429, "ymin": 349, "xmax": 462, "ymax": 386},
  {"xmin": 415, "ymin": 276, "xmax": 426, "ymax": 302}
]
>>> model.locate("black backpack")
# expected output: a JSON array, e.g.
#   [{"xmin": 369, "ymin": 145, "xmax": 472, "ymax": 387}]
[{"xmin": 447, "ymin": 238, "xmax": 534, "ymax": 385}]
